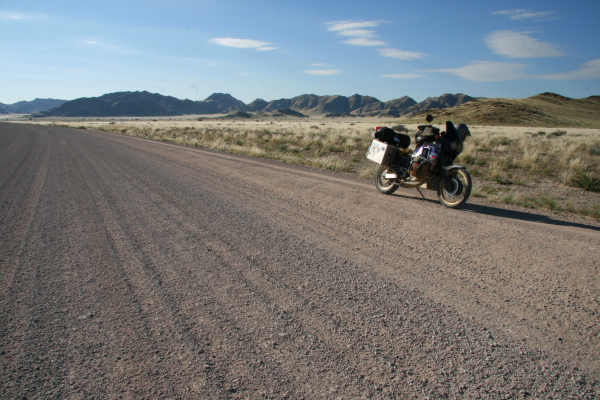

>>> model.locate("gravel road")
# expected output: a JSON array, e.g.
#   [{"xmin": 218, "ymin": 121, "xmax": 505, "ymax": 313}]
[{"xmin": 1, "ymin": 122, "xmax": 598, "ymax": 399}]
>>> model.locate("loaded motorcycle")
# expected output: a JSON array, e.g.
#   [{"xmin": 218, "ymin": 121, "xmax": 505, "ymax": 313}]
[{"xmin": 366, "ymin": 114, "xmax": 472, "ymax": 208}]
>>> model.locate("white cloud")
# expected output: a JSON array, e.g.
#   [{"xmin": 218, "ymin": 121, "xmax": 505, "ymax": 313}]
[
  {"xmin": 83, "ymin": 40, "xmax": 119, "ymax": 50},
  {"xmin": 326, "ymin": 20, "xmax": 388, "ymax": 47},
  {"xmin": 382, "ymin": 74, "xmax": 425, "ymax": 79},
  {"xmin": 325, "ymin": 19, "xmax": 426, "ymax": 60},
  {"xmin": 378, "ymin": 48, "xmax": 427, "ymax": 60},
  {"xmin": 326, "ymin": 20, "xmax": 382, "ymax": 32},
  {"xmin": 493, "ymin": 9, "xmax": 558, "ymax": 21},
  {"xmin": 337, "ymin": 29, "xmax": 376, "ymax": 38},
  {"xmin": 432, "ymin": 59, "xmax": 600, "ymax": 82},
  {"xmin": 304, "ymin": 69, "xmax": 341, "ymax": 75},
  {"xmin": 485, "ymin": 30, "xmax": 567, "ymax": 58},
  {"xmin": 0, "ymin": 11, "xmax": 47, "ymax": 21},
  {"xmin": 431, "ymin": 61, "xmax": 528, "ymax": 82},
  {"xmin": 344, "ymin": 38, "xmax": 387, "ymax": 46},
  {"xmin": 210, "ymin": 38, "xmax": 275, "ymax": 51},
  {"xmin": 541, "ymin": 59, "xmax": 600, "ymax": 80}
]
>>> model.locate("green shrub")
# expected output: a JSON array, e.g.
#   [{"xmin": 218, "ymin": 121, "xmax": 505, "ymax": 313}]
[
  {"xmin": 548, "ymin": 130, "xmax": 567, "ymax": 138},
  {"xmin": 537, "ymin": 193, "xmax": 560, "ymax": 210},
  {"xmin": 578, "ymin": 203, "xmax": 600, "ymax": 218},
  {"xmin": 501, "ymin": 194, "xmax": 514, "ymax": 204},
  {"xmin": 459, "ymin": 152, "xmax": 477, "ymax": 165},
  {"xmin": 489, "ymin": 136, "xmax": 514, "ymax": 146},
  {"xmin": 391, "ymin": 124, "xmax": 409, "ymax": 133},
  {"xmin": 588, "ymin": 145, "xmax": 600, "ymax": 156},
  {"xmin": 481, "ymin": 186, "xmax": 499, "ymax": 195},
  {"xmin": 495, "ymin": 177, "xmax": 513, "ymax": 185},
  {"xmin": 572, "ymin": 172, "xmax": 600, "ymax": 192},
  {"xmin": 514, "ymin": 195, "xmax": 536, "ymax": 209}
]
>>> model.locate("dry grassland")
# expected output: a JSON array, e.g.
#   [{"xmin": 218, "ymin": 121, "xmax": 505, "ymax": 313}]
[
  {"xmin": 19, "ymin": 115, "xmax": 600, "ymax": 219},
  {"xmin": 403, "ymin": 93, "xmax": 600, "ymax": 128}
]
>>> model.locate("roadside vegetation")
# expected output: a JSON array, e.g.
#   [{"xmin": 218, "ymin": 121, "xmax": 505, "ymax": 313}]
[
  {"xmin": 45, "ymin": 119, "xmax": 600, "ymax": 219},
  {"xmin": 91, "ymin": 120, "xmax": 379, "ymax": 176},
  {"xmin": 462, "ymin": 129, "xmax": 600, "ymax": 218}
]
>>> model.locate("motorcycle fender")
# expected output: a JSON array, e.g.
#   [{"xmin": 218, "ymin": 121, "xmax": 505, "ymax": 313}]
[
  {"xmin": 443, "ymin": 164, "xmax": 467, "ymax": 171},
  {"xmin": 441, "ymin": 165, "xmax": 468, "ymax": 191}
]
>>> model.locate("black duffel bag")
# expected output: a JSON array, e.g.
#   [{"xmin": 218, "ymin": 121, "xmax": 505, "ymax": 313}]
[{"xmin": 373, "ymin": 127, "xmax": 411, "ymax": 149}]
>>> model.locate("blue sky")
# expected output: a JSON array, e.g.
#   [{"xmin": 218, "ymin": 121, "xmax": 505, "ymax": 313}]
[{"xmin": 1, "ymin": 0, "xmax": 599, "ymax": 104}]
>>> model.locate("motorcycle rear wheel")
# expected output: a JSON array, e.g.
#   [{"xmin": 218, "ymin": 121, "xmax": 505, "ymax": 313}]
[
  {"xmin": 375, "ymin": 165, "xmax": 400, "ymax": 195},
  {"xmin": 438, "ymin": 168, "xmax": 472, "ymax": 208}
]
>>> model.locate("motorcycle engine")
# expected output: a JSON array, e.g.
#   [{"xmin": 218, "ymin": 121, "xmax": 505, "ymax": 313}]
[
  {"xmin": 409, "ymin": 143, "xmax": 440, "ymax": 180},
  {"xmin": 409, "ymin": 157, "xmax": 430, "ymax": 179}
]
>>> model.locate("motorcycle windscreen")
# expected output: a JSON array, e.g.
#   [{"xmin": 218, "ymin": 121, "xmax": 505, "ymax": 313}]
[
  {"xmin": 440, "ymin": 121, "xmax": 465, "ymax": 155},
  {"xmin": 444, "ymin": 121, "xmax": 460, "ymax": 143}
]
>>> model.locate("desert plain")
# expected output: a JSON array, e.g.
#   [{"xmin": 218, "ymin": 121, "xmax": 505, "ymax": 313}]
[{"xmin": 8, "ymin": 112, "xmax": 600, "ymax": 220}]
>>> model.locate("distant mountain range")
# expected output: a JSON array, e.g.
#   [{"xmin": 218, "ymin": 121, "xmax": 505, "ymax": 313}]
[
  {"xmin": 27, "ymin": 91, "xmax": 478, "ymax": 118},
  {"xmin": 4, "ymin": 91, "xmax": 597, "ymax": 128},
  {"xmin": 0, "ymin": 98, "xmax": 67, "ymax": 114}
]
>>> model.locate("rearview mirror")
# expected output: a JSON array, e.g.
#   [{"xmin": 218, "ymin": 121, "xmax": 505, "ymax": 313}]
[{"xmin": 426, "ymin": 114, "xmax": 434, "ymax": 123}]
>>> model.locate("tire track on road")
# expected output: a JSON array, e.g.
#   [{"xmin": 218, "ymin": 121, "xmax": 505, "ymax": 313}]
[
  {"xmin": 57, "ymin": 134, "xmax": 217, "ymax": 398},
  {"xmin": 68, "ymin": 132, "xmax": 372, "ymax": 397},
  {"xmin": 0, "ymin": 128, "xmax": 52, "ymax": 309}
]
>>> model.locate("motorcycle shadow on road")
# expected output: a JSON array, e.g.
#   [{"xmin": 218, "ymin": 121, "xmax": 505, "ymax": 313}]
[
  {"xmin": 388, "ymin": 190, "xmax": 600, "ymax": 232},
  {"xmin": 389, "ymin": 191, "xmax": 439, "ymax": 204},
  {"xmin": 462, "ymin": 203, "xmax": 600, "ymax": 232}
]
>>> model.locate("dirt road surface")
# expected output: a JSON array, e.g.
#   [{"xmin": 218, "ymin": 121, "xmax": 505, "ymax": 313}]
[{"xmin": 1, "ymin": 123, "xmax": 598, "ymax": 399}]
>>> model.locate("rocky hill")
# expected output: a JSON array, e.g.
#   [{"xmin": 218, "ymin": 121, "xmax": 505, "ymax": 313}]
[
  {"xmin": 204, "ymin": 93, "xmax": 246, "ymax": 112},
  {"xmin": 402, "ymin": 93, "xmax": 600, "ymax": 128},
  {"xmin": 1, "ymin": 98, "xmax": 67, "ymax": 114},
  {"xmin": 34, "ymin": 91, "xmax": 224, "ymax": 117},
  {"xmin": 32, "ymin": 91, "xmax": 475, "ymax": 118},
  {"xmin": 247, "ymin": 99, "xmax": 269, "ymax": 112},
  {"xmin": 399, "ymin": 94, "xmax": 476, "ymax": 117},
  {"xmin": 256, "ymin": 93, "xmax": 421, "ymax": 116}
]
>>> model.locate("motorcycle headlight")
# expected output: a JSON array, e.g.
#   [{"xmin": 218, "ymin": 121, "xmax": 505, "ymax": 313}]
[{"xmin": 451, "ymin": 140, "xmax": 463, "ymax": 154}]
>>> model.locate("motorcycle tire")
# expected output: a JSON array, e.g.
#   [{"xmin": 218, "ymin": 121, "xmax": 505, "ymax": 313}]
[
  {"xmin": 375, "ymin": 165, "xmax": 400, "ymax": 195},
  {"xmin": 438, "ymin": 168, "xmax": 472, "ymax": 209}
]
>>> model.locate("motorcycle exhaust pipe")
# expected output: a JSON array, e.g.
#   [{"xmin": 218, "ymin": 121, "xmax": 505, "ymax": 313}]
[{"xmin": 384, "ymin": 173, "xmax": 398, "ymax": 179}]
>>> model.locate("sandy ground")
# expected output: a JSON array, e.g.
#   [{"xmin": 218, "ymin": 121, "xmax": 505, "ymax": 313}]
[{"xmin": 1, "ymin": 122, "xmax": 599, "ymax": 399}]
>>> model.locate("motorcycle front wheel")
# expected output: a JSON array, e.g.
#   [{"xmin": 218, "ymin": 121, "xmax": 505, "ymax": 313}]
[
  {"xmin": 438, "ymin": 168, "xmax": 472, "ymax": 208},
  {"xmin": 375, "ymin": 165, "xmax": 400, "ymax": 195}
]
